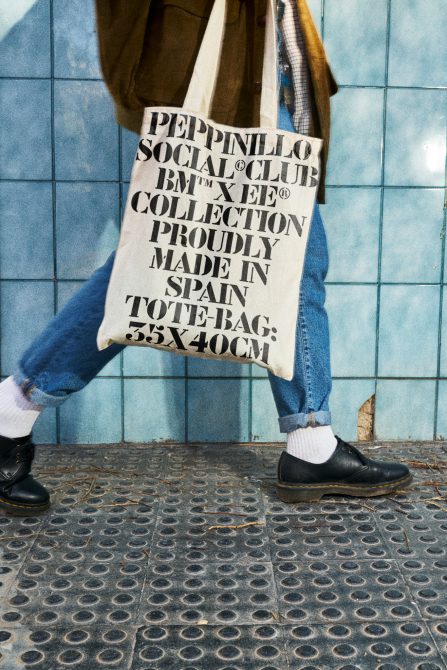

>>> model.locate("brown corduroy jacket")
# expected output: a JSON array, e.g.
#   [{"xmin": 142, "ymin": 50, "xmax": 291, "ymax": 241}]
[{"xmin": 95, "ymin": 0, "xmax": 338, "ymax": 203}]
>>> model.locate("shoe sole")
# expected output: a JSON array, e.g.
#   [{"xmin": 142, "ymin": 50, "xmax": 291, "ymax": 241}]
[
  {"xmin": 276, "ymin": 473, "xmax": 413, "ymax": 503},
  {"xmin": 0, "ymin": 496, "xmax": 50, "ymax": 516}
]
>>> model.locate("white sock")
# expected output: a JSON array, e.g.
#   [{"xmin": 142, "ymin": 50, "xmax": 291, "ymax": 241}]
[
  {"xmin": 0, "ymin": 376, "xmax": 43, "ymax": 439},
  {"xmin": 287, "ymin": 425, "xmax": 338, "ymax": 464}
]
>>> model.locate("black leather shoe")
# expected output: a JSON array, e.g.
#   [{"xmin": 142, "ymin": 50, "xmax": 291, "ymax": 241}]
[
  {"xmin": 276, "ymin": 435, "xmax": 413, "ymax": 503},
  {"xmin": 0, "ymin": 434, "xmax": 50, "ymax": 515}
]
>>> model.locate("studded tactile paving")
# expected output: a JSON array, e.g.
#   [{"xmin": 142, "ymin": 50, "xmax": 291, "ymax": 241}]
[
  {"xmin": 375, "ymin": 505, "xmax": 447, "ymax": 560},
  {"xmin": 398, "ymin": 558, "xmax": 447, "ymax": 620},
  {"xmin": 163, "ymin": 445, "xmax": 262, "ymax": 481},
  {"xmin": 32, "ymin": 445, "xmax": 80, "ymax": 467},
  {"xmin": 429, "ymin": 622, "xmax": 447, "ymax": 661},
  {"xmin": 157, "ymin": 477, "xmax": 265, "ymax": 517},
  {"xmin": 283, "ymin": 621, "xmax": 446, "ymax": 670},
  {"xmin": 0, "ymin": 513, "xmax": 45, "ymax": 535},
  {"xmin": 1, "ymin": 441, "xmax": 447, "ymax": 669},
  {"xmin": 1, "ymin": 561, "xmax": 145, "ymax": 628},
  {"xmin": 130, "ymin": 624, "xmax": 288, "ymax": 669},
  {"xmin": 38, "ymin": 445, "xmax": 167, "ymax": 472},
  {"xmin": 266, "ymin": 511, "xmax": 392, "ymax": 560},
  {"xmin": 139, "ymin": 561, "xmax": 278, "ymax": 626},
  {"xmin": 273, "ymin": 558, "xmax": 419, "ymax": 624},
  {"xmin": 26, "ymin": 513, "xmax": 156, "ymax": 567},
  {"xmin": 150, "ymin": 509, "xmax": 270, "ymax": 564},
  {"xmin": 0, "ymin": 626, "xmax": 135, "ymax": 670}
]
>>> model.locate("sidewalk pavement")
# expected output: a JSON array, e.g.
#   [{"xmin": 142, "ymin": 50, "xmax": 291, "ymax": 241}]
[{"xmin": 0, "ymin": 440, "xmax": 446, "ymax": 669}]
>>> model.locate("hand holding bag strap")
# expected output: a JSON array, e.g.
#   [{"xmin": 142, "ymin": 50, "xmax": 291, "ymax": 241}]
[{"xmin": 182, "ymin": 0, "xmax": 278, "ymax": 128}]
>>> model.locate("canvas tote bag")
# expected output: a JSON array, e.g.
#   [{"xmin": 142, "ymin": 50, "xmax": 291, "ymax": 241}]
[{"xmin": 97, "ymin": 0, "xmax": 323, "ymax": 380}]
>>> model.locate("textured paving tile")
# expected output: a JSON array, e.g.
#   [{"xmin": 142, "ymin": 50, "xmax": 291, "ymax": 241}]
[
  {"xmin": 138, "ymin": 562, "xmax": 278, "ymax": 626},
  {"xmin": 163, "ymin": 444, "xmax": 263, "ymax": 480},
  {"xmin": 1, "ymin": 561, "xmax": 145, "ymax": 628},
  {"xmin": 150, "ymin": 507, "xmax": 270, "ymax": 564},
  {"xmin": 1, "ymin": 441, "xmax": 446, "ymax": 669},
  {"xmin": 266, "ymin": 511, "xmax": 392, "ymax": 560},
  {"xmin": 131, "ymin": 624, "xmax": 287, "ymax": 670},
  {"xmin": 0, "ymin": 514, "xmax": 44, "ymax": 566},
  {"xmin": 0, "ymin": 626, "xmax": 135, "ymax": 669},
  {"xmin": 283, "ymin": 620, "xmax": 446, "ymax": 670},
  {"xmin": 375, "ymin": 504, "xmax": 447, "ymax": 560},
  {"xmin": 398, "ymin": 558, "xmax": 447, "ymax": 620},
  {"xmin": 429, "ymin": 621, "xmax": 447, "ymax": 664},
  {"xmin": 26, "ymin": 513, "xmax": 156, "ymax": 567},
  {"xmin": 157, "ymin": 476, "xmax": 265, "ymax": 516},
  {"xmin": 273, "ymin": 558, "xmax": 420, "ymax": 624}
]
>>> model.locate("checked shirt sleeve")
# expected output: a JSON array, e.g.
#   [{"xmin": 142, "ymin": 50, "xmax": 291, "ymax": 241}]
[{"xmin": 277, "ymin": 0, "xmax": 313, "ymax": 136}]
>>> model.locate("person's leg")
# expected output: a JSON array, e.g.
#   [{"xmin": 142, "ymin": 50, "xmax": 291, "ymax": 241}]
[
  {"xmin": 268, "ymin": 100, "xmax": 337, "ymax": 463},
  {"xmin": 267, "ymin": 199, "xmax": 337, "ymax": 460},
  {"xmin": 0, "ymin": 250, "xmax": 124, "ymax": 511},
  {"xmin": 272, "ymin": 104, "xmax": 412, "ymax": 501},
  {"xmin": 0, "ymin": 250, "xmax": 124, "ymax": 434},
  {"xmin": 267, "ymin": 201, "xmax": 332, "ymax": 428}
]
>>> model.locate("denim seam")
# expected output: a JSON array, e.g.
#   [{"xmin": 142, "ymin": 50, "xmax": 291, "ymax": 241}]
[{"xmin": 297, "ymin": 286, "xmax": 315, "ymax": 414}]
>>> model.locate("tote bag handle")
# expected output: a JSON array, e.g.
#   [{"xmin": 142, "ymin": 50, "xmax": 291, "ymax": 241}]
[{"xmin": 182, "ymin": 0, "xmax": 278, "ymax": 128}]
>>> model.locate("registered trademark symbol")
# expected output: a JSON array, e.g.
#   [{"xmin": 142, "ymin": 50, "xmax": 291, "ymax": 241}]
[
  {"xmin": 279, "ymin": 186, "xmax": 290, "ymax": 199},
  {"xmin": 235, "ymin": 159, "xmax": 246, "ymax": 171}
]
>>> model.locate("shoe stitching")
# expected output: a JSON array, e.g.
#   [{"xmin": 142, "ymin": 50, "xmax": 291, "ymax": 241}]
[
  {"xmin": 277, "ymin": 474, "xmax": 412, "ymax": 490},
  {"xmin": 0, "ymin": 497, "xmax": 50, "ymax": 509}
]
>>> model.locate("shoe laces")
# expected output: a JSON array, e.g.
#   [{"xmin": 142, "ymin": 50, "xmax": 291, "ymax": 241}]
[
  {"xmin": 14, "ymin": 441, "xmax": 35, "ymax": 467},
  {"xmin": 337, "ymin": 437, "xmax": 368, "ymax": 465}
]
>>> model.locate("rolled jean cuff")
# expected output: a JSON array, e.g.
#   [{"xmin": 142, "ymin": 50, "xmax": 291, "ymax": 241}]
[
  {"xmin": 278, "ymin": 410, "xmax": 332, "ymax": 433},
  {"xmin": 12, "ymin": 368, "xmax": 69, "ymax": 408}
]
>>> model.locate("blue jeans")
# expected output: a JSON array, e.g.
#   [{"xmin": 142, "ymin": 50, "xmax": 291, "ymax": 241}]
[{"xmin": 13, "ymin": 103, "xmax": 333, "ymax": 433}]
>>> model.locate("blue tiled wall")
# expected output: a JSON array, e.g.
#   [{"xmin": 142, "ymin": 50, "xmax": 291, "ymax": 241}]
[{"xmin": 1, "ymin": 0, "xmax": 446, "ymax": 444}]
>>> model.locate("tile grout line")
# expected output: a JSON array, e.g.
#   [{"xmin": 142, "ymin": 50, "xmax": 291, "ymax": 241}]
[
  {"xmin": 4, "ymin": 278, "xmax": 447, "ymax": 287},
  {"xmin": 5, "ymin": 373, "xmax": 447, "ymax": 382},
  {"xmin": 372, "ymin": 0, "xmax": 392, "ymax": 440},
  {"xmin": 433, "ymin": 91, "xmax": 447, "ymax": 439},
  {"xmin": 1, "ymin": 75, "xmax": 446, "ymax": 92},
  {"xmin": 320, "ymin": 0, "xmax": 325, "ymax": 40},
  {"xmin": 4, "ymin": 277, "xmax": 447, "ymax": 289},
  {"xmin": 49, "ymin": 0, "xmax": 61, "ymax": 445},
  {"xmin": 2, "ymin": 178, "xmax": 446, "ymax": 189}
]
